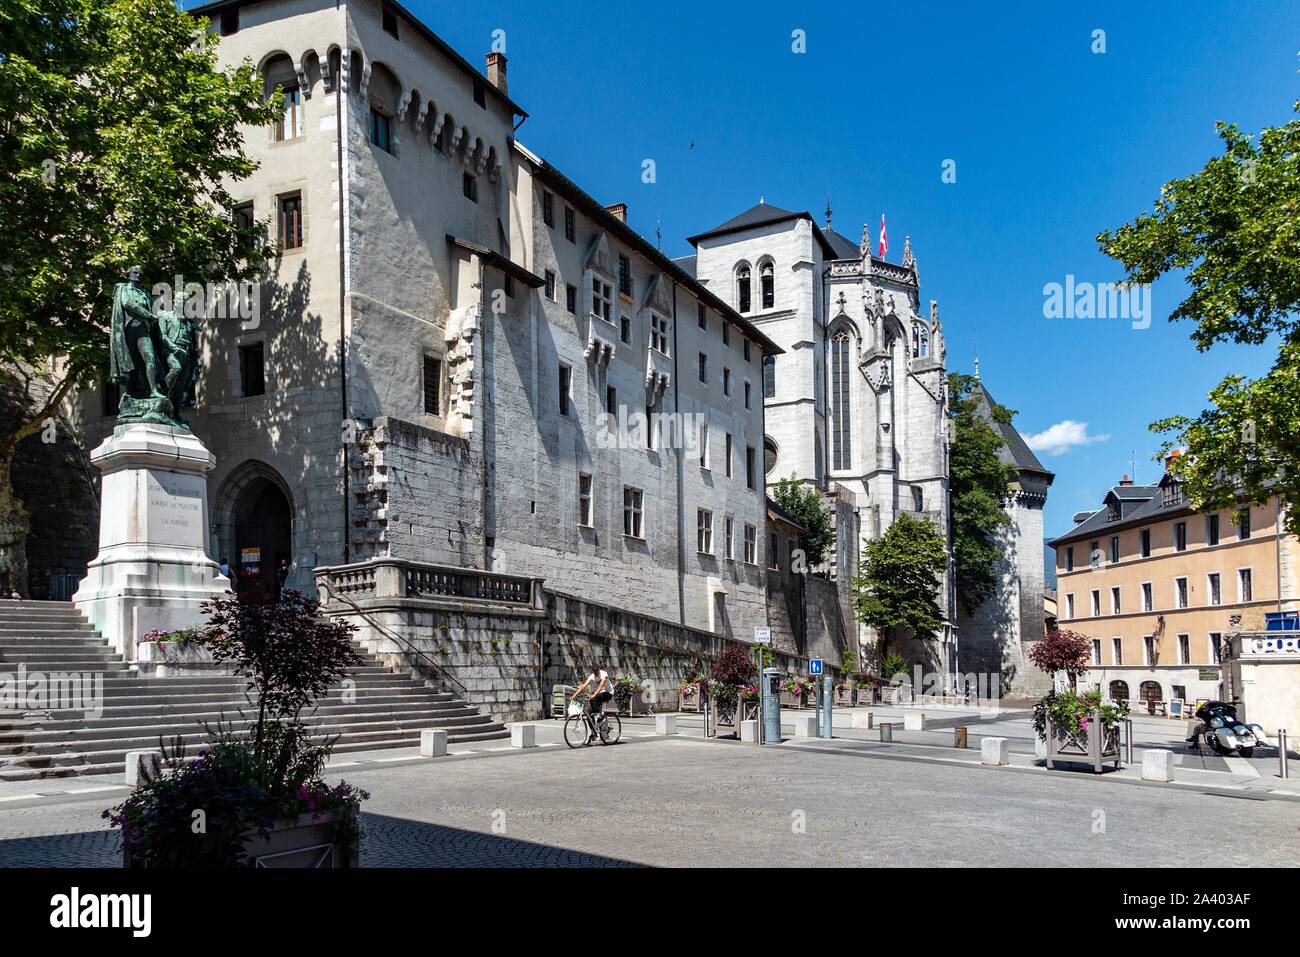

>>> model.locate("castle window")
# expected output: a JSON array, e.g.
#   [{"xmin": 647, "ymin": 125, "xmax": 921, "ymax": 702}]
[
  {"xmin": 219, "ymin": 8, "xmax": 239, "ymax": 35},
  {"xmin": 760, "ymin": 261, "xmax": 774, "ymax": 309},
  {"xmin": 239, "ymin": 343, "xmax": 265, "ymax": 397},
  {"xmin": 274, "ymin": 85, "xmax": 303, "ymax": 141},
  {"xmin": 650, "ymin": 314, "xmax": 669, "ymax": 355},
  {"xmin": 617, "ymin": 254, "xmax": 632, "ymax": 297},
  {"xmin": 277, "ymin": 192, "xmax": 303, "ymax": 249},
  {"xmin": 544, "ymin": 270, "xmax": 556, "ymax": 301},
  {"xmin": 542, "ymin": 190, "xmax": 554, "ymax": 227},
  {"xmin": 422, "ymin": 355, "xmax": 441, "ymax": 414},
  {"xmin": 697, "ymin": 302, "xmax": 706, "ymax": 330},
  {"xmin": 462, "ymin": 172, "xmax": 478, "ymax": 203},
  {"xmin": 912, "ymin": 321, "xmax": 928, "ymax": 358},
  {"xmin": 623, "ymin": 487, "xmax": 644, "ymax": 538},
  {"xmin": 565, "ymin": 283, "xmax": 577, "ymax": 314},
  {"xmin": 831, "ymin": 330, "xmax": 851, "ymax": 469},
  {"xmin": 382, "ymin": 4, "xmax": 399, "ymax": 38},
  {"xmin": 763, "ymin": 355, "xmax": 775, "ymax": 398},
  {"xmin": 736, "ymin": 265, "xmax": 751, "ymax": 313},
  {"xmin": 564, "ymin": 206, "xmax": 575, "ymax": 242},
  {"xmin": 369, "ymin": 109, "xmax": 392, "ymax": 153},
  {"xmin": 591, "ymin": 277, "xmax": 612, "ymax": 322}
]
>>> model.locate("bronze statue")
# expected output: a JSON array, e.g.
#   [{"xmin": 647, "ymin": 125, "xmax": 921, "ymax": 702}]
[{"xmin": 109, "ymin": 266, "xmax": 203, "ymax": 428}]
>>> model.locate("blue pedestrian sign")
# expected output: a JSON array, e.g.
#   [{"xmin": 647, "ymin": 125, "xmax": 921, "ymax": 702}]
[{"xmin": 809, "ymin": 658, "xmax": 824, "ymax": 676}]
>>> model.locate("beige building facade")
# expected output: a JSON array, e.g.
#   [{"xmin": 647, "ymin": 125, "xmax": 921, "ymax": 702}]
[{"xmin": 1050, "ymin": 466, "xmax": 1299, "ymax": 711}]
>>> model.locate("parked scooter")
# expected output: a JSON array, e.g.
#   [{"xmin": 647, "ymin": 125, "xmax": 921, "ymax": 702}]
[{"xmin": 1189, "ymin": 701, "xmax": 1269, "ymax": 758}]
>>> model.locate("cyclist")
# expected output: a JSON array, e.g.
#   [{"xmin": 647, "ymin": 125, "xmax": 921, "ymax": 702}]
[{"xmin": 570, "ymin": 665, "xmax": 614, "ymax": 743}]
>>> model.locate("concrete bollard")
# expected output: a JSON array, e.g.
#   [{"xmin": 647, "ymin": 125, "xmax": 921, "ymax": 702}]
[
  {"xmin": 879, "ymin": 722, "xmax": 893, "ymax": 742},
  {"xmin": 740, "ymin": 719, "xmax": 759, "ymax": 743},
  {"xmin": 1034, "ymin": 736, "xmax": 1048, "ymax": 760},
  {"xmin": 1141, "ymin": 748, "xmax": 1175, "ymax": 782},
  {"xmin": 655, "ymin": 714, "xmax": 677, "ymax": 735},
  {"xmin": 852, "ymin": 710, "xmax": 874, "ymax": 730},
  {"xmin": 510, "ymin": 723, "xmax": 537, "ymax": 749},
  {"xmin": 904, "ymin": 711, "xmax": 926, "ymax": 731},
  {"xmin": 420, "ymin": 729, "xmax": 448, "ymax": 757},
  {"xmin": 980, "ymin": 737, "xmax": 1010, "ymax": 766},
  {"xmin": 125, "ymin": 750, "xmax": 161, "ymax": 787},
  {"xmin": 793, "ymin": 714, "xmax": 818, "ymax": 738}
]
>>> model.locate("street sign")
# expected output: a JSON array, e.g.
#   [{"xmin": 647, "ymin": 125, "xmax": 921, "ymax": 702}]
[
  {"xmin": 810, "ymin": 657, "xmax": 824, "ymax": 676},
  {"xmin": 754, "ymin": 626, "xmax": 772, "ymax": 645}
]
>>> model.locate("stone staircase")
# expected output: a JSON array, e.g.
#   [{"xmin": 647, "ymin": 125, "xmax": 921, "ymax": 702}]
[{"xmin": 0, "ymin": 599, "xmax": 508, "ymax": 780}]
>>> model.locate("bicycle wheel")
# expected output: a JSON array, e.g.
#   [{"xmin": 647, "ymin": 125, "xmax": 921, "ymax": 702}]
[
  {"xmin": 563, "ymin": 716, "xmax": 589, "ymax": 748},
  {"xmin": 599, "ymin": 713, "xmax": 622, "ymax": 744}
]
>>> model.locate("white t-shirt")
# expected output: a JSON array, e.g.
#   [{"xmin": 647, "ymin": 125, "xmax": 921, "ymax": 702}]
[{"xmin": 588, "ymin": 670, "xmax": 611, "ymax": 695}]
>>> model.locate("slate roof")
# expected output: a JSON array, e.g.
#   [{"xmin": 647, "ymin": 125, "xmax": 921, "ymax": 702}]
[
  {"xmin": 824, "ymin": 228, "xmax": 862, "ymax": 260},
  {"xmin": 972, "ymin": 381, "xmax": 1054, "ymax": 478},
  {"xmin": 1048, "ymin": 480, "xmax": 1178, "ymax": 547},
  {"xmin": 672, "ymin": 255, "xmax": 697, "ymax": 279},
  {"xmin": 685, "ymin": 201, "xmax": 838, "ymax": 258}
]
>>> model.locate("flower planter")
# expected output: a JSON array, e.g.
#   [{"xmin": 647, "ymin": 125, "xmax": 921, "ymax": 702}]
[
  {"xmin": 734, "ymin": 699, "xmax": 759, "ymax": 728},
  {"xmin": 612, "ymin": 691, "xmax": 648, "ymax": 716},
  {"xmin": 880, "ymin": 685, "xmax": 904, "ymax": 705},
  {"xmin": 678, "ymin": 687, "xmax": 701, "ymax": 711},
  {"xmin": 124, "ymin": 811, "xmax": 359, "ymax": 868},
  {"xmin": 1045, "ymin": 711, "xmax": 1121, "ymax": 774},
  {"xmin": 834, "ymin": 686, "xmax": 856, "ymax": 708},
  {"xmin": 134, "ymin": 641, "xmax": 218, "ymax": 675},
  {"xmin": 779, "ymin": 690, "xmax": 807, "ymax": 709}
]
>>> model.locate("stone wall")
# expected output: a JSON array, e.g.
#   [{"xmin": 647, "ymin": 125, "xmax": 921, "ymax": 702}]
[{"xmin": 317, "ymin": 559, "xmax": 803, "ymax": 723}]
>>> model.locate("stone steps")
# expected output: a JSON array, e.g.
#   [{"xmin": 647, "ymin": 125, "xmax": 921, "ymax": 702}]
[{"xmin": 0, "ymin": 602, "xmax": 508, "ymax": 779}]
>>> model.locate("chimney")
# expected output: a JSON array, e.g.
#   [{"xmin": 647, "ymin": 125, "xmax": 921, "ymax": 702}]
[
  {"xmin": 1119, "ymin": 473, "xmax": 1133, "ymax": 486},
  {"xmin": 605, "ymin": 202, "xmax": 628, "ymax": 223},
  {"xmin": 485, "ymin": 52, "xmax": 507, "ymax": 95},
  {"xmin": 1164, "ymin": 448, "xmax": 1182, "ymax": 471}
]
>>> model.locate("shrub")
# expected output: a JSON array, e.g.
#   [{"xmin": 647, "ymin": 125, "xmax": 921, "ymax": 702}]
[
  {"xmin": 1029, "ymin": 628, "xmax": 1092, "ymax": 690},
  {"xmin": 710, "ymin": 643, "xmax": 757, "ymax": 686}
]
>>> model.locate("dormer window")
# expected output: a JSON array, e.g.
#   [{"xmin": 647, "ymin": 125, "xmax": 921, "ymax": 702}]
[
  {"xmin": 1162, "ymin": 480, "xmax": 1185, "ymax": 507},
  {"xmin": 1107, "ymin": 500, "xmax": 1120, "ymax": 522}
]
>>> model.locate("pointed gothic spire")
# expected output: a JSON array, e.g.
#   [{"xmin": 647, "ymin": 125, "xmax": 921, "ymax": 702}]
[
  {"xmin": 860, "ymin": 222, "xmax": 871, "ymax": 259},
  {"xmin": 825, "ymin": 194, "xmax": 832, "ymax": 230},
  {"xmin": 902, "ymin": 235, "xmax": 914, "ymax": 268}
]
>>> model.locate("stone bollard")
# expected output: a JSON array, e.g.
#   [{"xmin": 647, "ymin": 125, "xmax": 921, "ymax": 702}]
[
  {"xmin": 852, "ymin": 710, "xmax": 874, "ymax": 730},
  {"xmin": 981, "ymin": 737, "xmax": 1010, "ymax": 766},
  {"xmin": 1141, "ymin": 748, "xmax": 1175, "ymax": 782},
  {"xmin": 420, "ymin": 729, "xmax": 448, "ymax": 757},
  {"xmin": 125, "ymin": 750, "xmax": 161, "ymax": 787},
  {"xmin": 510, "ymin": 723, "xmax": 537, "ymax": 749},
  {"xmin": 793, "ymin": 714, "xmax": 819, "ymax": 738},
  {"xmin": 655, "ymin": 714, "xmax": 677, "ymax": 735},
  {"xmin": 904, "ymin": 712, "xmax": 926, "ymax": 731},
  {"xmin": 1034, "ymin": 736, "xmax": 1048, "ymax": 760},
  {"xmin": 740, "ymin": 719, "xmax": 759, "ymax": 743}
]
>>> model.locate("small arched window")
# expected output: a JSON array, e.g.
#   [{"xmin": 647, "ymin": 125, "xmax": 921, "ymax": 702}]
[
  {"xmin": 760, "ymin": 261, "xmax": 774, "ymax": 310},
  {"xmin": 912, "ymin": 321, "xmax": 928, "ymax": 358},
  {"xmin": 264, "ymin": 55, "xmax": 302, "ymax": 141},
  {"xmin": 736, "ymin": 265, "xmax": 751, "ymax": 313}
]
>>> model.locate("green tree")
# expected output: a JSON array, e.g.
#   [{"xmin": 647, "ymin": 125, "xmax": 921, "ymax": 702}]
[
  {"xmin": 851, "ymin": 512, "xmax": 947, "ymax": 654},
  {"xmin": 0, "ymin": 0, "xmax": 280, "ymax": 593},
  {"xmin": 948, "ymin": 373, "xmax": 1018, "ymax": 615},
  {"xmin": 770, "ymin": 475, "xmax": 833, "ymax": 569},
  {"xmin": 1098, "ymin": 93, "xmax": 1300, "ymax": 532}
]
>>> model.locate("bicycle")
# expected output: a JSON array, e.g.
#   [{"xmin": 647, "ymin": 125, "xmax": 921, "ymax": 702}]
[{"xmin": 563, "ymin": 698, "xmax": 622, "ymax": 748}]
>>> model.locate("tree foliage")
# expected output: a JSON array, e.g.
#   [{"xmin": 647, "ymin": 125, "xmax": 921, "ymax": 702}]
[
  {"xmin": 1028, "ymin": 628, "xmax": 1092, "ymax": 690},
  {"xmin": 851, "ymin": 512, "xmax": 947, "ymax": 650},
  {"xmin": 1098, "ymin": 95, "xmax": 1300, "ymax": 532},
  {"xmin": 947, "ymin": 373, "xmax": 1017, "ymax": 615},
  {"xmin": 770, "ymin": 475, "xmax": 833, "ymax": 569},
  {"xmin": 0, "ymin": 0, "xmax": 280, "ymax": 590}
]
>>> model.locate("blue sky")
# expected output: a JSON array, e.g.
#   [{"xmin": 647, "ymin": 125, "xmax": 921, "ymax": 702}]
[{"xmin": 254, "ymin": 0, "xmax": 1300, "ymax": 537}]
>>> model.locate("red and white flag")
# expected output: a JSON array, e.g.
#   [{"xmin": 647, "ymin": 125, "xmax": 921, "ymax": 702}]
[{"xmin": 878, "ymin": 213, "xmax": 889, "ymax": 259}]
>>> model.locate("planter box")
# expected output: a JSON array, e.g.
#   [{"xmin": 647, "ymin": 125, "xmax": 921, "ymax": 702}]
[
  {"xmin": 124, "ymin": 811, "xmax": 358, "ymax": 868},
  {"xmin": 611, "ymin": 690, "xmax": 648, "ymax": 716},
  {"xmin": 880, "ymin": 685, "xmax": 905, "ymax": 705},
  {"xmin": 779, "ymin": 690, "xmax": 807, "ymax": 709},
  {"xmin": 678, "ymin": 687, "xmax": 701, "ymax": 711},
  {"xmin": 834, "ymin": 686, "xmax": 856, "ymax": 708},
  {"xmin": 1046, "ymin": 711, "xmax": 1121, "ymax": 774},
  {"xmin": 734, "ymin": 699, "xmax": 759, "ymax": 728}
]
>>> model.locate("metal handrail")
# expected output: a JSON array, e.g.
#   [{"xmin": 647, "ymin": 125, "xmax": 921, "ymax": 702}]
[{"xmin": 318, "ymin": 578, "xmax": 468, "ymax": 695}]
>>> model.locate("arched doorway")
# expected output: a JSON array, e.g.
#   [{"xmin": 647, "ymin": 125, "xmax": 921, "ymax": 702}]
[
  {"xmin": 1108, "ymin": 680, "xmax": 1130, "ymax": 704},
  {"xmin": 1139, "ymin": 680, "xmax": 1163, "ymax": 714},
  {"xmin": 212, "ymin": 461, "xmax": 294, "ymax": 602}
]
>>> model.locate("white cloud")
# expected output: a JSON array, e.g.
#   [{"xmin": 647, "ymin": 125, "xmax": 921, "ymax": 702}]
[{"xmin": 1024, "ymin": 420, "xmax": 1110, "ymax": 456}]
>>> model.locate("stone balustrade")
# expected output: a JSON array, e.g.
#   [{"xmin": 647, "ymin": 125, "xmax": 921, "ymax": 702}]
[{"xmin": 315, "ymin": 557, "xmax": 545, "ymax": 611}]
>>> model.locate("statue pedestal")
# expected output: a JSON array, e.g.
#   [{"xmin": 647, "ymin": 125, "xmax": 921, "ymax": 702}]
[{"xmin": 73, "ymin": 423, "xmax": 229, "ymax": 660}]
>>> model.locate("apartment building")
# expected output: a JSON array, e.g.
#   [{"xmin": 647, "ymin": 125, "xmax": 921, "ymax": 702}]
[{"xmin": 1049, "ymin": 461, "xmax": 1298, "ymax": 710}]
